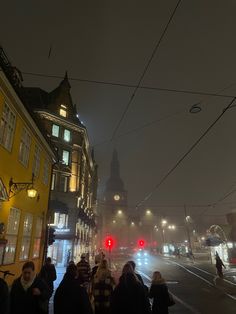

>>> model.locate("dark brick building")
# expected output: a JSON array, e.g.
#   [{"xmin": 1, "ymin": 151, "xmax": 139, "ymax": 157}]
[{"xmin": 23, "ymin": 73, "xmax": 98, "ymax": 266}]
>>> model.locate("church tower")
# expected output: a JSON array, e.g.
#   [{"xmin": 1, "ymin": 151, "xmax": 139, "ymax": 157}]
[
  {"xmin": 101, "ymin": 150, "xmax": 128, "ymax": 247},
  {"xmin": 104, "ymin": 150, "xmax": 127, "ymax": 211}
]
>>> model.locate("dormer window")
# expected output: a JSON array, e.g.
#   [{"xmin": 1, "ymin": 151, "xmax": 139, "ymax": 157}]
[{"xmin": 59, "ymin": 105, "xmax": 67, "ymax": 117}]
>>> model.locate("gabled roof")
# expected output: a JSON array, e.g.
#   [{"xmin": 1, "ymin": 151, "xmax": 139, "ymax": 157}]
[{"xmin": 23, "ymin": 87, "xmax": 49, "ymax": 109}]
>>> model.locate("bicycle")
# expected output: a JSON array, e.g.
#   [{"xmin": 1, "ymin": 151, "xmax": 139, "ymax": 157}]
[{"xmin": 0, "ymin": 270, "xmax": 15, "ymax": 280}]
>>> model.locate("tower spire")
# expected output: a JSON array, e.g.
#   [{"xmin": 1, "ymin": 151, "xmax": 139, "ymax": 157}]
[{"xmin": 60, "ymin": 71, "xmax": 71, "ymax": 89}]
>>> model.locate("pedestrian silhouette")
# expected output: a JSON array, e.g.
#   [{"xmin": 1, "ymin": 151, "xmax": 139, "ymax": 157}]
[
  {"xmin": 10, "ymin": 261, "xmax": 50, "ymax": 314},
  {"xmin": 215, "ymin": 252, "xmax": 226, "ymax": 278},
  {"xmin": 149, "ymin": 271, "xmax": 174, "ymax": 314},
  {"xmin": 54, "ymin": 263, "xmax": 92, "ymax": 314},
  {"xmin": 111, "ymin": 263, "xmax": 150, "ymax": 314},
  {"xmin": 0, "ymin": 277, "xmax": 9, "ymax": 314}
]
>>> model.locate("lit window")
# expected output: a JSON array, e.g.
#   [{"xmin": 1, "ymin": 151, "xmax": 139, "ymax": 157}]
[
  {"xmin": 19, "ymin": 127, "xmax": 31, "ymax": 167},
  {"xmin": 19, "ymin": 213, "xmax": 33, "ymax": 261},
  {"xmin": 62, "ymin": 150, "xmax": 69, "ymax": 165},
  {"xmin": 54, "ymin": 213, "xmax": 68, "ymax": 229},
  {"xmin": 63, "ymin": 129, "xmax": 71, "ymax": 142},
  {"xmin": 51, "ymin": 173, "xmax": 56, "ymax": 190},
  {"xmin": 0, "ymin": 102, "xmax": 16, "ymax": 151},
  {"xmin": 33, "ymin": 217, "xmax": 43, "ymax": 258},
  {"xmin": 52, "ymin": 124, "xmax": 60, "ymax": 137},
  {"xmin": 4, "ymin": 208, "xmax": 21, "ymax": 264},
  {"xmin": 59, "ymin": 105, "xmax": 67, "ymax": 117}
]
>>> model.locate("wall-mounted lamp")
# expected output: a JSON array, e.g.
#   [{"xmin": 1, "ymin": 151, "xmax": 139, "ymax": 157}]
[{"xmin": 9, "ymin": 174, "xmax": 37, "ymax": 199}]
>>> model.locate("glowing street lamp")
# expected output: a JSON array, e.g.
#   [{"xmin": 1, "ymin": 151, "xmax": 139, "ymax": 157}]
[{"xmin": 146, "ymin": 209, "xmax": 151, "ymax": 215}]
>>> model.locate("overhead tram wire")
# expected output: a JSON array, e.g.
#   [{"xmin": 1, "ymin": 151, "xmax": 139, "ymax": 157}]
[
  {"xmin": 94, "ymin": 80, "xmax": 236, "ymax": 147},
  {"xmin": 93, "ymin": 110, "xmax": 184, "ymax": 147},
  {"xmin": 110, "ymin": 0, "xmax": 183, "ymax": 141},
  {"xmin": 20, "ymin": 70, "xmax": 236, "ymax": 99},
  {"xmin": 136, "ymin": 96, "xmax": 236, "ymax": 208}
]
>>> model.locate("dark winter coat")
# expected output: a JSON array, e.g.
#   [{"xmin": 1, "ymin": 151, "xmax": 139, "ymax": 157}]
[
  {"xmin": 54, "ymin": 273, "xmax": 93, "ymax": 314},
  {"xmin": 111, "ymin": 273, "xmax": 150, "ymax": 314},
  {"xmin": 0, "ymin": 278, "xmax": 9, "ymax": 314},
  {"xmin": 10, "ymin": 276, "xmax": 50, "ymax": 314},
  {"xmin": 39, "ymin": 263, "xmax": 57, "ymax": 296},
  {"xmin": 149, "ymin": 283, "xmax": 169, "ymax": 314}
]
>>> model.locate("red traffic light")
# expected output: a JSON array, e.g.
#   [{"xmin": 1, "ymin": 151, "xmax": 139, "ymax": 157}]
[
  {"xmin": 138, "ymin": 239, "xmax": 145, "ymax": 247},
  {"xmin": 105, "ymin": 237, "xmax": 114, "ymax": 249}
]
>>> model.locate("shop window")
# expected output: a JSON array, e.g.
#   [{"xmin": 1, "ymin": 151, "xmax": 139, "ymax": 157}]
[
  {"xmin": 19, "ymin": 213, "xmax": 33, "ymax": 261},
  {"xmin": 32, "ymin": 217, "xmax": 43, "ymax": 258},
  {"xmin": 54, "ymin": 213, "xmax": 68, "ymax": 229},
  {"xmin": 3, "ymin": 208, "xmax": 21, "ymax": 264}
]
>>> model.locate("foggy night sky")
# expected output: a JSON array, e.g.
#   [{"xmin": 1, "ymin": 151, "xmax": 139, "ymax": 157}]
[{"xmin": 1, "ymin": 0, "xmax": 236, "ymax": 224}]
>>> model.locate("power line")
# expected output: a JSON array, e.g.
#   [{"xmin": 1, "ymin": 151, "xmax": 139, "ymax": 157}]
[
  {"xmin": 136, "ymin": 96, "xmax": 236, "ymax": 208},
  {"xmin": 93, "ymin": 110, "xmax": 184, "ymax": 147},
  {"xmin": 110, "ymin": 0, "xmax": 183, "ymax": 141},
  {"xmin": 20, "ymin": 70, "xmax": 236, "ymax": 99}
]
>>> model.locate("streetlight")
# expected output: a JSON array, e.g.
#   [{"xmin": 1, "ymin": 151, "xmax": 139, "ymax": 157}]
[
  {"xmin": 8, "ymin": 175, "xmax": 38, "ymax": 199},
  {"xmin": 117, "ymin": 210, "xmax": 122, "ymax": 215},
  {"xmin": 161, "ymin": 220, "xmax": 167, "ymax": 244},
  {"xmin": 184, "ymin": 205, "xmax": 193, "ymax": 253},
  {"xmin": 146, "ymin": 209, "xmax": 151, "ymax": 215},
  {"xmin": 131, "ymin": 221, "xmax": 135, "ymax": 226}
]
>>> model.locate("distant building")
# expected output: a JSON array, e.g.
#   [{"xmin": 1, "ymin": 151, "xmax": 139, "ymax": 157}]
[
  {"xmin": 23, "ymin": 73, "xmax": 98, "ymax": 266},
  {"xmin": 0, "ymin": 47, "xmax": 56, "ymax": 283},
  {"xmin": 101, "ymin": 150, "xmax": 129, "ymax": 247}
]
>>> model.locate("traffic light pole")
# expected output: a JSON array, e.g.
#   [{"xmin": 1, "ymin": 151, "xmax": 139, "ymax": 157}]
[{"xmin": 108, "ymin": 247, "xmax": 111, "ymax": 268}]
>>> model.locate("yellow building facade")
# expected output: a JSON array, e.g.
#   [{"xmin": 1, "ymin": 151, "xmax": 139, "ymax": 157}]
[{"xmin": 0, "ymin": 48, "xmax": 56, "ymax": 285}]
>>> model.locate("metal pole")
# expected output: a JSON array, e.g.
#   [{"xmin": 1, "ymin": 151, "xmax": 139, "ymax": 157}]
[
  {"xmin": 184, "ymin": 205, "xmax": 193, "ymax": 253},
  {"xmin": 108, "ymin": 247, "xmax": 111, "ymax": 268},
  {"xmin": 162, "ymin": 228, "xmax": 165, "ymax": 244}
]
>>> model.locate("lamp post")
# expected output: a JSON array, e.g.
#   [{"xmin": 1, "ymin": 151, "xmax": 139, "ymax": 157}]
[
  {"xmin": 184, "ymin": 205, "xmax": 193, "ymax": 253},
  {"xmin": 161, "ymin": 220, "xmax": 167, "ymax": 244}
]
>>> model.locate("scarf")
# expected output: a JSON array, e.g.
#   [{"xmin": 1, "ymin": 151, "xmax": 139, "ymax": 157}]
[{"xmin": 20, "ymin": 275, "xmax": 36, "ymax": 291}]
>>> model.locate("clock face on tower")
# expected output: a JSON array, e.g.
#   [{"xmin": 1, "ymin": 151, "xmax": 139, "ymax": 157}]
[{"xmin": 113, "ymin": 194, "xmax": 120, "ymax": 201}]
